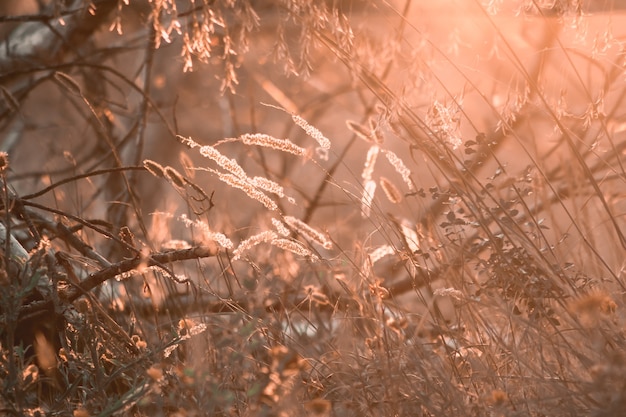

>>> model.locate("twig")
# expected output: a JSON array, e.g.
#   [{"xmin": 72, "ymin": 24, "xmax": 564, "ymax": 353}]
[
  {"xmin": 21, "ymin": 166, "xmax": 146, "ymax": 200},
  {"xmin": 18, "ymin": 245, "xmax": 219, "ymax": 320}
]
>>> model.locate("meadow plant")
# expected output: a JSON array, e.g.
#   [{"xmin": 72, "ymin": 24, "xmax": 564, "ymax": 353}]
[{"xmin": 1, "ymin": 0, "xmax": 626, "ymax": 416}]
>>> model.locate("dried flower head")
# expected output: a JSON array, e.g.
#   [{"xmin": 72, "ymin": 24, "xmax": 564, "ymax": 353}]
[
  {"xmin": 146, "ymin": 365, "xmax": 164, "ymax": 382},
  {"xmin": 0, "ymin": 152, "xmax": 9, "ymax": 173},
  {"xmin": 304, "ymin": 398, "xmax": 332, "ymax": 416},
  {"xmin": 489, "ymin": 389, "xmax": 508, "ymax": 406},
  {"xmin": 570, "ymin": 291, "xmax": 617, "ymax": 321}
]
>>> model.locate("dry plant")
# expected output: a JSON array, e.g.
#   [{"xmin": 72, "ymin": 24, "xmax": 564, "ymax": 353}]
[{"xmin": 1, "ymin": 0, "xmax": 626, "ymax": 416}]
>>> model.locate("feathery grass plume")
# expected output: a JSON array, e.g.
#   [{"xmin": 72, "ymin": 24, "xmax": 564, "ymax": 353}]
[
  {"xmin": 283, "ymin": 216, "xmax": 332, "ymax": 249},
  {"xmin": 249, "ymin": 176, "xmax": 285, "ymax": 198},
  {"xmin": 218, "ymin": 172, "xmax": 278, "ymax": 211},
  {"xmin": 164, "ymin": 319, "xmax": 208, "ymax": 358},
  {"xmin": 362, "ymin": 145, "xmax": 379, "ymax": 182},
  {"xmin": 433, "ymin": 287, "xmax": 464, "ymax": 303},
  {"xmin": 177, "ymin": 134, "xmax": 201, "ymax": 149},
  {"xmin": 179, "ymin": 214, "xmax": 234, "ymax": 249},
  {"xmin": 272, "ymin": 238, "xmax": 318, "ymax": 260},
  {"xmin": 379, "ymin": 176, "xmax": 403, "ymax": 203},
  {"xmin": 368, "ymin": 245, "xmax": 395, "ymax": 264},
  {"xmin": 383, "ymin": 149, "xmax": 414, "ymax": 191},
  {"xmin": 261, "ymin": 103, "xmax": 331, "ymax": 159},
  {"xmin": 233, "ymin": 230, "xmax": 278, "ymax": 261},
  {"xmin": 164, "ymin": 166, "xmax": 186, "ymax": 188},
  {"xmin": 114, "ymin": 265, "xmax": 189, "ymax": 284},
  {"xmin": 290, "ymin": 112, "xmax": 331, "ymax": 149},
  {"xmin": 199, "ymin": 144, "xmax": 248, "ymax": 179},
  {"xmin": 161, "ymin": 239, "xmax": 192, "ymax": 250},
  {"xmin": 240, "ymin": 133, "xmax": 307, "ymax": 156},
  {"xmin": 346, "ymin": 119, "xmax": 374, "ymax": 143},
  {"xmin": 291, "ymin": 113, "xmax": 331, "ymax": 160},
  {"xmin": 272, "ymin": 217, "xmax": 290, "ymax": 236},
  {"xmin": 361, "ymin": 179, "xmax": 376, "ymax": 218},
  {"xmin": 143, "ymin": 159, "xmax": 165, "ymax": 178}
]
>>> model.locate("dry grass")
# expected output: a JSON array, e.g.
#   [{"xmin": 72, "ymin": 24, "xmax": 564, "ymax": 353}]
[{"xmin": 1, "ymin": 0, "xmax": 626, "ymax": 416}]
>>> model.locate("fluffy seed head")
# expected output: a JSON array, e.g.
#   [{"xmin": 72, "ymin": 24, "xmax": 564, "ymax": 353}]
[
  {"xmin": 143, "ymin": 159, "xmax": 164, "ymax": 178},
  {"xmin": 284, "ymin": 216, "xmax": 332, "ymax": 249},
  {"xmin": 380, "ymin": 176, "xmax": 403, "ymax": 203},
  {"xmin": 164, "ymin": 166, "xmax": 186, "ymax": 188}
]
